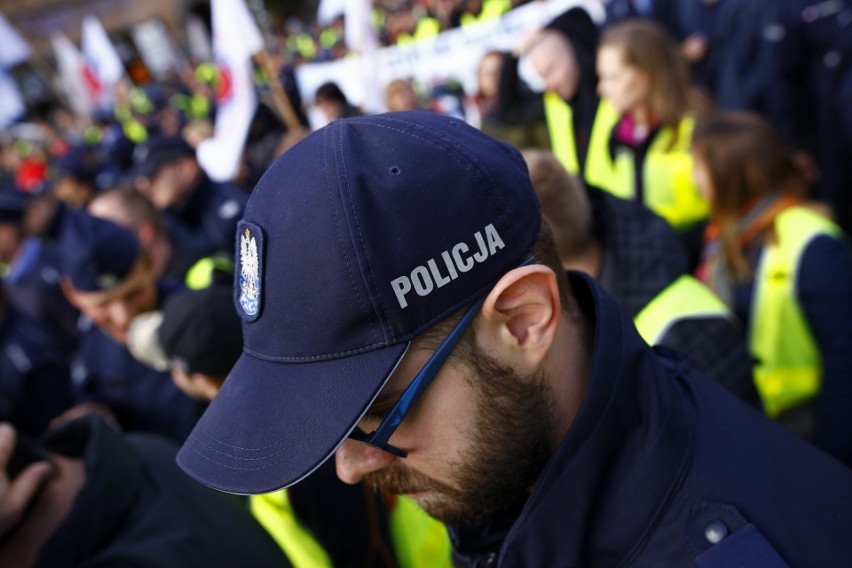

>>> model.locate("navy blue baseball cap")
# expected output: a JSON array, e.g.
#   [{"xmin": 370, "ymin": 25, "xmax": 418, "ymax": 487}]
[
  {"xmin": 177, "ymin": 111, "xmax": 541, "ymax": 494},
  {"xmin": 58, "ymin": 209, "xmax": 140, "ymax": 292}
]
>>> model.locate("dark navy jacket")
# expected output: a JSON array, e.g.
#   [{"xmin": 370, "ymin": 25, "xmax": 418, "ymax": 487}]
[
  {"xmin": 71, "ymin": 282, "xmax": 206, "ymax": 443},
  {"xmin": 36, "ymin": 416, "xmax": 290, "ymax": 567},
  {"xmin": 0, "ymin": 306, "xmax": 73, "ymax": 436},
  {"xmin": 450, "ymin": 274, "xmax": 852, "ymax": 567},
  {"xmin": 165, "ymin": 173, "xmax": 247, "ymax": 258},
  {"xmin": 592, "ymin": 188, "xmax": 760, "ymax": 408}
]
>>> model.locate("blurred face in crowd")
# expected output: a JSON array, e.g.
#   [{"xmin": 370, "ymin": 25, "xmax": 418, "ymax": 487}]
[
  {"xmin": 477, "ymin": 52, "xmax": 504, "ymax": 99},
  {"xmin": 596, "ymin": 45, "xmax": 650, "ymax": 120},
  {"xmin": 529, "ymin": 32, "xmax": 580, "ymax": 102},
  {"xmin": 0, "ymin": 223, "xmax": 22, "ymax": 265},
  {"xmin": 62, "ymin": 254, "xmax": 157, "ymax": 344},
  {"xmin": 138, "ymin": 157, "xmax": 197, "ymax": 210},
  {"xmin": 53, "ymin": 177, "xmax": 92, "ymax": 209},
  {"xmin": 387, "ymin": 82, "xmax": 420, "ymax": 113}
]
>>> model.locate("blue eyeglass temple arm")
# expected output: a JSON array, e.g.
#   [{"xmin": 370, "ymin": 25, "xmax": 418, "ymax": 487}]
[{"xmin": 349, "ymin": 258, "xmax": 535, "ymax": 458}]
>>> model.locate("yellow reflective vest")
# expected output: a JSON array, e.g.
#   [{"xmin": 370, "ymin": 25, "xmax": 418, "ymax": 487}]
[
  {"xmin": 544, "ymin": 94, "xmax": 709, "ymax": 231},
  {"xmin": 250, "ymin": 491, "xmax": 452, "ymax": 568},
  {"xmin": 751, "ymin": 206, "xmax": 842, "ymax": 418},
  {"xmin": 634, "ymin": 274, "xmax": 733, "ymax": 346}
]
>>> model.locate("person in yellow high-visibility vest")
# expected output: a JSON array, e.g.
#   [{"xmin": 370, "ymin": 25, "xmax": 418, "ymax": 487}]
[
  {"xmin": 522, "ymin": 148, "xmax": 759, "ymax": 407},
  {"xmin": 591, "ymin": 19, "xmax": 710, "ymax": 234},
  {"xmin": 693, "ymin": 111, "xmax": 852, "ymax": 466}
]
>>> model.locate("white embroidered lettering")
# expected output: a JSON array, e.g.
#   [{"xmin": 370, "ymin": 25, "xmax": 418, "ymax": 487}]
[
  {"xmin": 411, "ymin": 266, "xmax": 434, "ymax": 296},
  {"xmin": 428, "ymin": 259, "xmax": 451, "ymax": 288},
  {"xmin": 441, "ymin": 251, "xmax": 459, "ymax": 280},
  {"xmin": 453, "ymin": 243, "xmax": 473, "ymax": 272},
  {"xmin": 485, "ymin": 223, "xmax": 505, "ymax": 255},
  {"xmin": 472, "ymin": 231, "xmax": 489, "ymax": 262},
  {"xmin": 391, "ymin": 276, "xmax": 413, "ymax": 309},
  {"xmin": 389, "ymin": 224, "xmax": 506, "ymax": 309}
]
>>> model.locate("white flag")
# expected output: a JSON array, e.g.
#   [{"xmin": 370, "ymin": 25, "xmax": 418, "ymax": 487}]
[
  {"xmin": 51, "ymin": 33, "xmax": 94, "ymax": 117},
  {"xmin": 0, "ymin": 12, "xmax": 30, "ymax": 68},
  {"xmin": 81, "ymin": 15, "xmax": 124, "ymax": 109},
  {"xmin": 0, "ymin": 67, "xmax": 25, "ymax": 130},
  {"xmin": 196, "ymin": 0, "xmax": 264, "ymax": 182}
]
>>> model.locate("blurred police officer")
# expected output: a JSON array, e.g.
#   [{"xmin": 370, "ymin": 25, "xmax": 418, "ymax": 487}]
[
  {"xmin": 130, "ymin": 135, "xmax": 247, "ymax": 259},
  {"xmin": 56, "ymin": 210, "xmax": 205, "ymax": 442},
  {"xmin": 765, "ymin": 0, "xmax": 852, "ymax": 233}
]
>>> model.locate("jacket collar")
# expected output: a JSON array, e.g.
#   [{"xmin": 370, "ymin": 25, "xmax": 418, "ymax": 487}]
[{"xmin": 452, "ymin": 273, "xmax": 692, "ymax": 567}]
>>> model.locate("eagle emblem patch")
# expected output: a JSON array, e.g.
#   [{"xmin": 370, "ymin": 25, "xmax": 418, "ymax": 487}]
[{"xmin": 237, "ymin": 222, "xmax": 263, "ymax": 321}]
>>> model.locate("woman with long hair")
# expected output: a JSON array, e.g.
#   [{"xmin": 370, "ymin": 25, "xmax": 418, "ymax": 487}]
[
  {"xmin": 692, "ymin": 111, "xmax": 852, "ymax": 466},
  {"xmin": 591, "ymin": 19, "xmax": 710, "ymax": 252}
]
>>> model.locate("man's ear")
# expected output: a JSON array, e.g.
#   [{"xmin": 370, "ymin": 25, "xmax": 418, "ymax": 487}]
[{"xmin": 476, "ymin": 264, "xmax": 561, "ymax": 373}]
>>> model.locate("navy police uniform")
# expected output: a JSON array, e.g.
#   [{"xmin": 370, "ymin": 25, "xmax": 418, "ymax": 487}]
[
  {"xmin": 164, "ymin": 171, "xmax": 247, "ymax": 257},
  {"xmin": 450, "ymin": 273, "xmax": 852, "ymax": 567},
  {"xmin": 766, "ymin": 0, "xmax": 852, "ymax": 231},
  {"xmin": 58, "ymin": 210, "xmax": 206, "ymax": 443},
  {"xmin": 71, "ymin": 281, "xmax": 207, "ymax": 443},
  {"xmin": 0, "ymin": 303, "xmax": 73, "ymax": 436}
]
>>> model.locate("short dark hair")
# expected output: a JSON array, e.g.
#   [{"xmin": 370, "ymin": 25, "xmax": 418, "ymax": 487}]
[{"xmin": 315, "ymin": 82, "xmax": 348, "ymax": 104}]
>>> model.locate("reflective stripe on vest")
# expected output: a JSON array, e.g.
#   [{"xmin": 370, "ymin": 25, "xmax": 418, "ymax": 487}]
[
  {"xmin": 250, "ymin": 491, "xmax": 333, "ymax": 568},
  {"xmin": 250, "ymin": 492, "xmax": 452, "ymax": 568},
  {"xmin": 634, "ymin": 274, "xmax": 733, "ymax": 345},
  {"xmin": 546, "ymin": 94, "xmax": 710, "ymax": 231},
  {"xmin": 751, "ymin": 206, "xmax": 842, "ymax": 418}
]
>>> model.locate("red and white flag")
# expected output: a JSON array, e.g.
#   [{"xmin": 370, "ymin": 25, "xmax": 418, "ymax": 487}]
[
  {"xmin": 51, "ymin": 33, "xmax": 94, "ymax": 117},
  {"xmin": 81, "ymin": 15, "xmax": 125, "ymax": 110},
  {"xmin": 196, "ymin": 0, "xmax": 264, "ymax": 182}
]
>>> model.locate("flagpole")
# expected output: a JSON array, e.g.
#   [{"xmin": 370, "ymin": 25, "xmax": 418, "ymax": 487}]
[{"xmin": 252, "ymin": 50, "xmax": 305, "ymax": 134}]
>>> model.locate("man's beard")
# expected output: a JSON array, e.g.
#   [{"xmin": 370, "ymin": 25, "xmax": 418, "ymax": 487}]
[{"xmin": 364, "ymin": 345, "xmax": 556, "ymax": 526}]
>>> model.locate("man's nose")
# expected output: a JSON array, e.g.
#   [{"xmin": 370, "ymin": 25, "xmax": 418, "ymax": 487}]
[{"xmin": 335, "ymin": 438, "xmax": 396, "ymax": 484}]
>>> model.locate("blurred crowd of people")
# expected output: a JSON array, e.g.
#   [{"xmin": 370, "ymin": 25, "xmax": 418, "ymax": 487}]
[{"xmin": 0, "ymin": 0, "xmax": 850, "ymax": 565}]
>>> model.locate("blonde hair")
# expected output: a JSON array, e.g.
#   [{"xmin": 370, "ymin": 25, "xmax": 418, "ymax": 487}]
[{"xmin": 600, "ymin": 19, "xmax": 693, "ymax": 136}]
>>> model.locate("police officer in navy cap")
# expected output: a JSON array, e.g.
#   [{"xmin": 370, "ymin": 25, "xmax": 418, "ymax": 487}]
[
  {"xmin": 56, "ymin": 210, "xmax": 206, "ymax": 442},
  {"xmin": 178, "ymin": 112, "xmax": 852, "ymax": 566},
  {"xmin": 130, "ymin": 135, "xmax": 247, "ymax": 259}
]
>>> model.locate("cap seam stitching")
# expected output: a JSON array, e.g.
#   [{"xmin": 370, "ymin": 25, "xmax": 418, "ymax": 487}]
[{"xmin": 336, "ymin": 125, "xmax": 391, "ymax": 344}]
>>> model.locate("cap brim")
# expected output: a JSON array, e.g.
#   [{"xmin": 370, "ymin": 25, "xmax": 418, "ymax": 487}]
[{"xmin": 177, "ymin": 342, "xmax": 408, "ymax": 494}]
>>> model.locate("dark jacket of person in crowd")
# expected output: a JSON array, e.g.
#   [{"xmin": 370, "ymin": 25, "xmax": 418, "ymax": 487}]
[
  {"xmin": 70, "ymin": 280, "xmax": 206, "ymax": 443},
  {"xmin": 765, "ymin": 0, "xmax": 852, "ymax": 233},
  {"xmin": 0, "ymin": 296, "xmax": 72, "ymax": 437},
  {"xmin": 589, "ymin": 186, "xmax": 760, "ymax": 407},
  {"xmin": 6, "ymin": 415, "xmax": 291, "ymax": 568}
]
